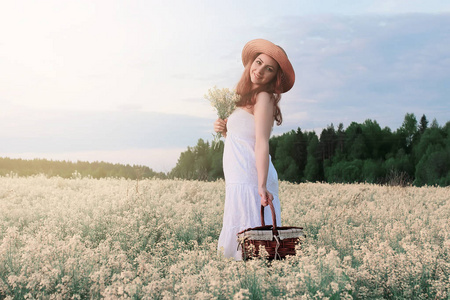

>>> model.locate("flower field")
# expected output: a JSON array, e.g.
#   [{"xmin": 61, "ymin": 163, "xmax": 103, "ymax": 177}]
[{"xmin": 0, "ymin": 175, "xmax": 449, "ymax": 299}]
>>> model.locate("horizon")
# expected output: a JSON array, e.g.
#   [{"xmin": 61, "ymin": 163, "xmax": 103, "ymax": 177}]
[
  {"xmin": 1, "ymin": 111, "xmax": 445, "ymax": 174},
  {"xmin": 1, "ymin": 1, "xmax": 449, "ymax": 172}
]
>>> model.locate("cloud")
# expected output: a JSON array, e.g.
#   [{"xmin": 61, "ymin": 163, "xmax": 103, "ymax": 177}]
[
  {"xmin": 117, "ymin": 103, "xmax": 143, "ymax": 111},
  {"xmin": 0, "ymin": 108, "xmax": 212, "ymax": 153},
  {"xmin": 266, "ymin": 14, "xmax": 450, "ymax": 130}
]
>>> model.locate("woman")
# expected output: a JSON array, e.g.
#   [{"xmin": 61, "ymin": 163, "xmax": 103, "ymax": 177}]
[{"xmin": 214, "ymin": 39, "xmax": 295, "ymax": 260}]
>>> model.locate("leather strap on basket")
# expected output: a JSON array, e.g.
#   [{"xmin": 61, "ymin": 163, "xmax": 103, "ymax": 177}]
[{"xmin": 260, "ymin": 198, "xmax": 278, "ymax": 236}]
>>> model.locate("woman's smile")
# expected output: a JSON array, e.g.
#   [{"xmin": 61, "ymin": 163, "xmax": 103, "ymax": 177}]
[{"xmin": 252, "ymin": 71, "xmax": 263, "ymax": 80}]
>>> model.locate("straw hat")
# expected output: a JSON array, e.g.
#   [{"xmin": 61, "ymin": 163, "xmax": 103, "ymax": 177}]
[{"xmin": 242, "ymin": 39, "xmax": 295, "ymax": 93}]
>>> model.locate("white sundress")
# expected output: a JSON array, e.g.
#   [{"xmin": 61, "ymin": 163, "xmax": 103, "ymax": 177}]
[{"xmin": 217, "ymin": 107, "xmax": 281, "ymax": 260}]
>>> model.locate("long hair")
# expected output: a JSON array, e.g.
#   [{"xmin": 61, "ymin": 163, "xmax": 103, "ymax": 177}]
[{"xmin": 235, "ymin": 54, "xmax": 283, "ymax": 125}]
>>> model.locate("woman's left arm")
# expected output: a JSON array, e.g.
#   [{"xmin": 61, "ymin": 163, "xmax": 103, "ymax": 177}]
[{"xmin": 253, "ymin": 92, "xmax": 275, "ymax": 207}]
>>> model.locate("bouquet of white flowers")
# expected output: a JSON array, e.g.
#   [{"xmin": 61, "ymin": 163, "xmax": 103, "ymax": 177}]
[{"xmin": 204, "ymin": 86, "xmax": 240, "ymax": 148}]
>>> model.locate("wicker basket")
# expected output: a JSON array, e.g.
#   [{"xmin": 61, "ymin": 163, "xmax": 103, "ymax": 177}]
[{"xmin": 237, "ymin": 199, "xmax": 305, "ymax": 260}]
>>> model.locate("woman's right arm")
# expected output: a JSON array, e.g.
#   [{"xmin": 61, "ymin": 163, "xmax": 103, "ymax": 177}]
[
  {"xmin": 253, "ymin": 92, "xmax": 275, "ymax": 207},
  {"xmin": 214, "ymin": 118, "xmax": 228, "ymax": 138}
]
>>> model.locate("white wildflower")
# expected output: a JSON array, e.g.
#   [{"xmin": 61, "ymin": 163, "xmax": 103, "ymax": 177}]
[{"xmin": 204, "ymin": 86, "xmax": 240, "ymax": 147}]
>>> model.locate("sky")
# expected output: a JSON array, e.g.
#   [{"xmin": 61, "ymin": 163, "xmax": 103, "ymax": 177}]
[{"xmin": 1, "ymin": 0, "xmax": 449, "ymax": 173}]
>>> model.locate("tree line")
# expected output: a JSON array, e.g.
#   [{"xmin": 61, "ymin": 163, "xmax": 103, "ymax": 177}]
[
  {"xmin": 0, "ymin": 157, "xmax": 166, "ymax": 180},
  {"xmin": 169, "ymin": 113, "xmax": 450, "ymax": 187},
  {"xmin": 1, "ymin": 113, "xmax": 448, "ymax": 186}
]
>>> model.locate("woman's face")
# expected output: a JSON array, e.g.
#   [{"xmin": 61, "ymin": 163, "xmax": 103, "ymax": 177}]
[{"xmin": 250, "ymin": 54, "xmax": 279, "ymax": 87}]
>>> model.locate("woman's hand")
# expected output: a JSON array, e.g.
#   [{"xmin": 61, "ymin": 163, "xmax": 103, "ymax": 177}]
[
  {"xmin": 258, "ymin": 186, "xmax": 273, "ymax": 207},
  {"xmin": 213, "ymin": 118, "xmax": 228, "ymax": 138}
]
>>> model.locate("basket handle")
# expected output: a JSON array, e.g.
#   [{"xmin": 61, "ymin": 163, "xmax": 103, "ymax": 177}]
[{"xmin": 260, "ymin": 198, "xmax": 278, "ymax": 236}]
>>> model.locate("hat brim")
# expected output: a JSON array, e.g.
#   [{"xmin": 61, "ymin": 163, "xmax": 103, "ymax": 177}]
[{"xmin": 242, "ymin": 39, "xmax": 295, "ymax": 93}]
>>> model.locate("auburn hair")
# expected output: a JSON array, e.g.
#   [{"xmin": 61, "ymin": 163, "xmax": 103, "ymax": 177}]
[{"xmin": 235, "ymin": 54, "xmax": 283, "ymax": 125}]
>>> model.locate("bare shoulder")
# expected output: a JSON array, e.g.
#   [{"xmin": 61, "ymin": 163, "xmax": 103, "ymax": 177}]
[
  {"xmin": 254, "ymin": 92, "xmax": 273, "ymax": 105},
  {"xmin": 253, "ymin": 92, "xmax": 275, "ymax": 119},
  {"xmin": 254, "ymin": 92, "xmax": 274, "ymax": 110}
]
